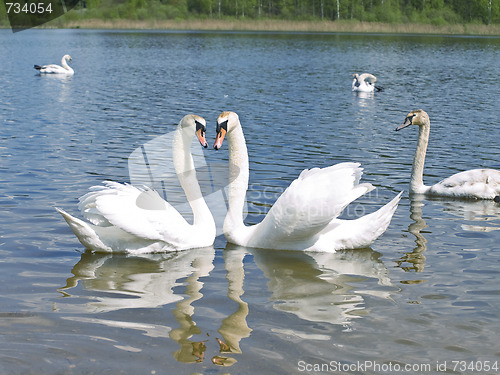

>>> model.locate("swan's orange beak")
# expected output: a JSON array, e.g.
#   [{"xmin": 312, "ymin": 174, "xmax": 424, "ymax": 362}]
[
  {"xmin": 214, "ymin": 119, "xmax": 228, "ymax": 150},
  {"xmin": 213, "ymin": 128, "xmax": 226, "ymax": 150},
  {"xmin": 196, "ymin": 128, "xmax": 208, "ymax": 148}
]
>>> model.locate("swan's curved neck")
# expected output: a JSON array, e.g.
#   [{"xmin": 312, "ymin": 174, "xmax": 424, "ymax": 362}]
[
  {"xmin": 61, "ymin": 57, "xmax": 69, "ymax": 70},
  {"xmin": 173, "ymin": 126, "xmax": 212, "ymax": 227},
  {"xmin": 61, "ymin": 57, "xmax": 73, "ymax": 72},
  {"xmin": 410, "ymin": 124, "xmax": 430, "ymax": 194},
  {"xmin": 224, "ymin": 122, "xmax": 250, "ymax": 241}
]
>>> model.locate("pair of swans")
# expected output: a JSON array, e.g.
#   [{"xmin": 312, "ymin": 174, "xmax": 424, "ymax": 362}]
[
  {"xmin": 58, "ymin": 113, "xmax": 402, "ymax": 254},
  {"xmin": 34, "ymin": 54, "xmax": 74, "ymax": 75},
  {"xmin": 352, "ymin": 73, "xmax": 382, "ymax": 93},
  {"xmin": 397, "ymin": 109, "xmax": 500, "ymax": 201}
]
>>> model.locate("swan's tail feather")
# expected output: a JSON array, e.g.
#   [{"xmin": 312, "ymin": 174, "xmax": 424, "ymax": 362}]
[
  {"xmin": 323, "ymin": 191, "xmax": 402, "ymax": 251},
  {"xmin": 348, "ymin": 191, "xmax": 402, "ymax": 248},
  {"xmin": 56, "ymin": 207, "xmax": 111, "ymax": 251}
]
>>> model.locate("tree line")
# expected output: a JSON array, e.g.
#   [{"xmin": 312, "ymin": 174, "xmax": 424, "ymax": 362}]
[
  {"xmin": 73, "ymin": 0, "xmax": 498, "ymax": 24},
  {"xmin": 1, "ymin": 0, "xmax": 498, "ymax": 25}
]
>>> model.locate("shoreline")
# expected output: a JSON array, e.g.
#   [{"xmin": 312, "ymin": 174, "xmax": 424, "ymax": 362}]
[
  {"xmin": 1, "ymin": 18, "xmax": 499, "ymax": 36},
  {"xmin": 58, "ymin": 19, "xmax": 500, "ymax": 36}
]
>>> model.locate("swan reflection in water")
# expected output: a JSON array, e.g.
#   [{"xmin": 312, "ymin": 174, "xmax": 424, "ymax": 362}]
[
  {"xmin": 242, "ymin": 244, "xmax": 393, "ymax": 330},
  {"xmin": 59, "ymin": 248, "xmax": 218, "ymax": 363},
  {"xmin": 58, "ymin": 246, "xmax": 252, "ymax": 366},
  {"xmin": 353, "ymin": 90, "xmax": 375, "ymax": 101},
  {"xmin": 57, "ymin": 242, "xmax": 397, "ymax": 365},
  {"xmin": 397, "ymin": 195, "xmax": 500, "ymax": 273},
  {"xmin": 396, "ymin": 196, "xmax": 428, "ymax": 273},
  {"xmin": 440, "ymin": 198, "xmax": 500, "ymax": 233},
  {"xmin": 59, "ymin": 248, "xmax": 215, "ymax": 313}
]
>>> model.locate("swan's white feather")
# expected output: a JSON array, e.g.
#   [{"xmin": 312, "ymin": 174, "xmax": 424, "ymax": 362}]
[
  {"xmin": 37, "ymin": 64, "xmax": 67, "ymax": 74},
  {"xmin": 56, "ymin": 207, "xmax": 162, "ymax": 253},
  {"xmin": 314, "ymin": 192, "xmax": 402, "ymax": 251},
  {"xmin": 93, "ymin": 183, "xmax": 188, "ymax": 241},
  {"xmin": 261, "ymin": 163, "xmax": 374, "ymax": 241},
  {"xmin": 59, "ymin": 181, "xmax": 206, "ymax": 253},
  {"xmin": 359, "ymin": 73, "xmax": 377, "ymax": 84},
  {"xmin": 429, "ymin": 169, "xmax": 500, "ymax": 199}
]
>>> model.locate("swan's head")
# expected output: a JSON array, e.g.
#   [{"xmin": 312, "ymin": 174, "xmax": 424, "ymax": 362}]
[
  {"xmin": 396, "ymin": 109, "xmax": 430, "ymax": 131},
  {"xmin": 182, "ymin": 114, "xmax": 208, "ymax": 148},
  {"xmin": 63, "ymin": 55, "xmax": 72, "ymax": 62},
  {"xmin": 214, "ymin": 111, "xmax": 238, "ymax": 150}
]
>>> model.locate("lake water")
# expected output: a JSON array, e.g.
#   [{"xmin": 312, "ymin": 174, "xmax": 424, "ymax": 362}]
[{"xmin": 1, "ymin": 29, "xmax": 500, "ymax": 374}]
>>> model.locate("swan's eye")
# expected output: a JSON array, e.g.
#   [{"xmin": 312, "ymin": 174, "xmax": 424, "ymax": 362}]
[
  {"xmin": 195, "ymin": 120, "xmax": 205, "ymax": 134},
  {"xmin": 216, "ymin": 120, "xmax": 228, "ymax": 134}
]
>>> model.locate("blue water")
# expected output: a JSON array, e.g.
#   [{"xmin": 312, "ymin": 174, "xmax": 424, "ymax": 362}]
[{"xmin": 1, "ymin": 29, "xmax": 500, "ymax": 374}]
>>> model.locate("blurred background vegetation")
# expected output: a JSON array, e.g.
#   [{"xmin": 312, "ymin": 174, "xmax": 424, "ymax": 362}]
[{"xmin": 0, "ymin": 0, "xmax": 499, "ymax": 28}]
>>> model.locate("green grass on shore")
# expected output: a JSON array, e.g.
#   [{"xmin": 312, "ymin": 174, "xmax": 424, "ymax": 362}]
[
  {"xmin": 59, "ymin": 18, "xmax": 500, "ymax": 35},
  {"xmin": 2, "ymin": 16, "xmax": 500, "ymax": 35}
]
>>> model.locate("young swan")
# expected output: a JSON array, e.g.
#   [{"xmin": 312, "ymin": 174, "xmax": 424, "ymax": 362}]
[
  {"xmin": 213, "ymin": 111, "xmax": 402, "ymax": 252},
  {"xmin": 34, "ymin": 54, "xmax": 74, "ymax": 75},
  {"xmin": 396, "ymin": 109, "xmax": 500, "ymax": 200}
]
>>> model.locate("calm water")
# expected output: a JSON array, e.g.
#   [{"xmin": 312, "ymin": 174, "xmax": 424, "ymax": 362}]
[{"xmin": 1, "ymin": 29, "xmax": 500, "ymax": 374}]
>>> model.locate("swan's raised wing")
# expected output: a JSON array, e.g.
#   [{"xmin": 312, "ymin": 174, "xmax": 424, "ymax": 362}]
[
  {"xmin": 78, "ymin": 181, "xmax": 190, "ymax": 242},
  {"xmin": 258, "ymin": 163, "xmax": 374, "ymax": 241},
  {"xmin": 359, "ymin": 73, "xmax": 377, "ymax": 84}
]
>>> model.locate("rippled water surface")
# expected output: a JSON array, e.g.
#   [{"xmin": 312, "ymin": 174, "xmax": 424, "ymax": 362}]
[{"xmin": 1, "ymin": 29, "xmax": 500, "ymax": 374}]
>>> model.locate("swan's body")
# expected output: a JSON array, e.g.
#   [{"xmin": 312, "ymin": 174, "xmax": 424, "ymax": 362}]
[
  {"xmin": 213, "ymin": 111, "xmax": 402, "ymax": 252},
  {"xmin": 34, "ymin": 54, "xmax": 74, "ymax": 75},
  {"xmin": 396, "ymin": 109, "xmax": 500, "ymax": 200},
  {"xmin": 57, "ymin": 114, "xmax": 216, "ymax": 253},
  {"xmin": 352, "ymin": 73, "xmax": 382, "ymax": 92}
]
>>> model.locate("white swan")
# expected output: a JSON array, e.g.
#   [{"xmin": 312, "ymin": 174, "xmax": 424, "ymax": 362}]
[
  {"xmin": 213, "ymin": 111, "xmax": 402, "ymax": 252},
  {"xmin": 352, "ymin": 73, "xmax": 382, "ymax": 92},
  {"xmin": 34, "ymin": 54, "xmax": 74, "ymax": 75},
  {"xmin": 396, "ymin": 109, "xmax": 500, "ymax": 200},
  {"xmin": 56, "ymin": 114, "xmax": 216, "ymax": 253}
]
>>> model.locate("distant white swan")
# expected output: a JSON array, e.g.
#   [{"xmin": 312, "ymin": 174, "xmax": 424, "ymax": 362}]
[
  {"xmin": 352, "ymin": 73, "xmax": 382, "ymax": 92},
  {"xmin": 396, "ymin": 109, "xmax": 500, "ymax": 200},
  {"xmin": 56, "ymin": 114, "xmax": 216, "ymax": 253},
  {"xmin": 34, "ymin": 54, "xmax": 74, "ymax": 75},
  {"xmin": 213, "ymin": 111, "xmax": 402, "ymax": 252}
]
